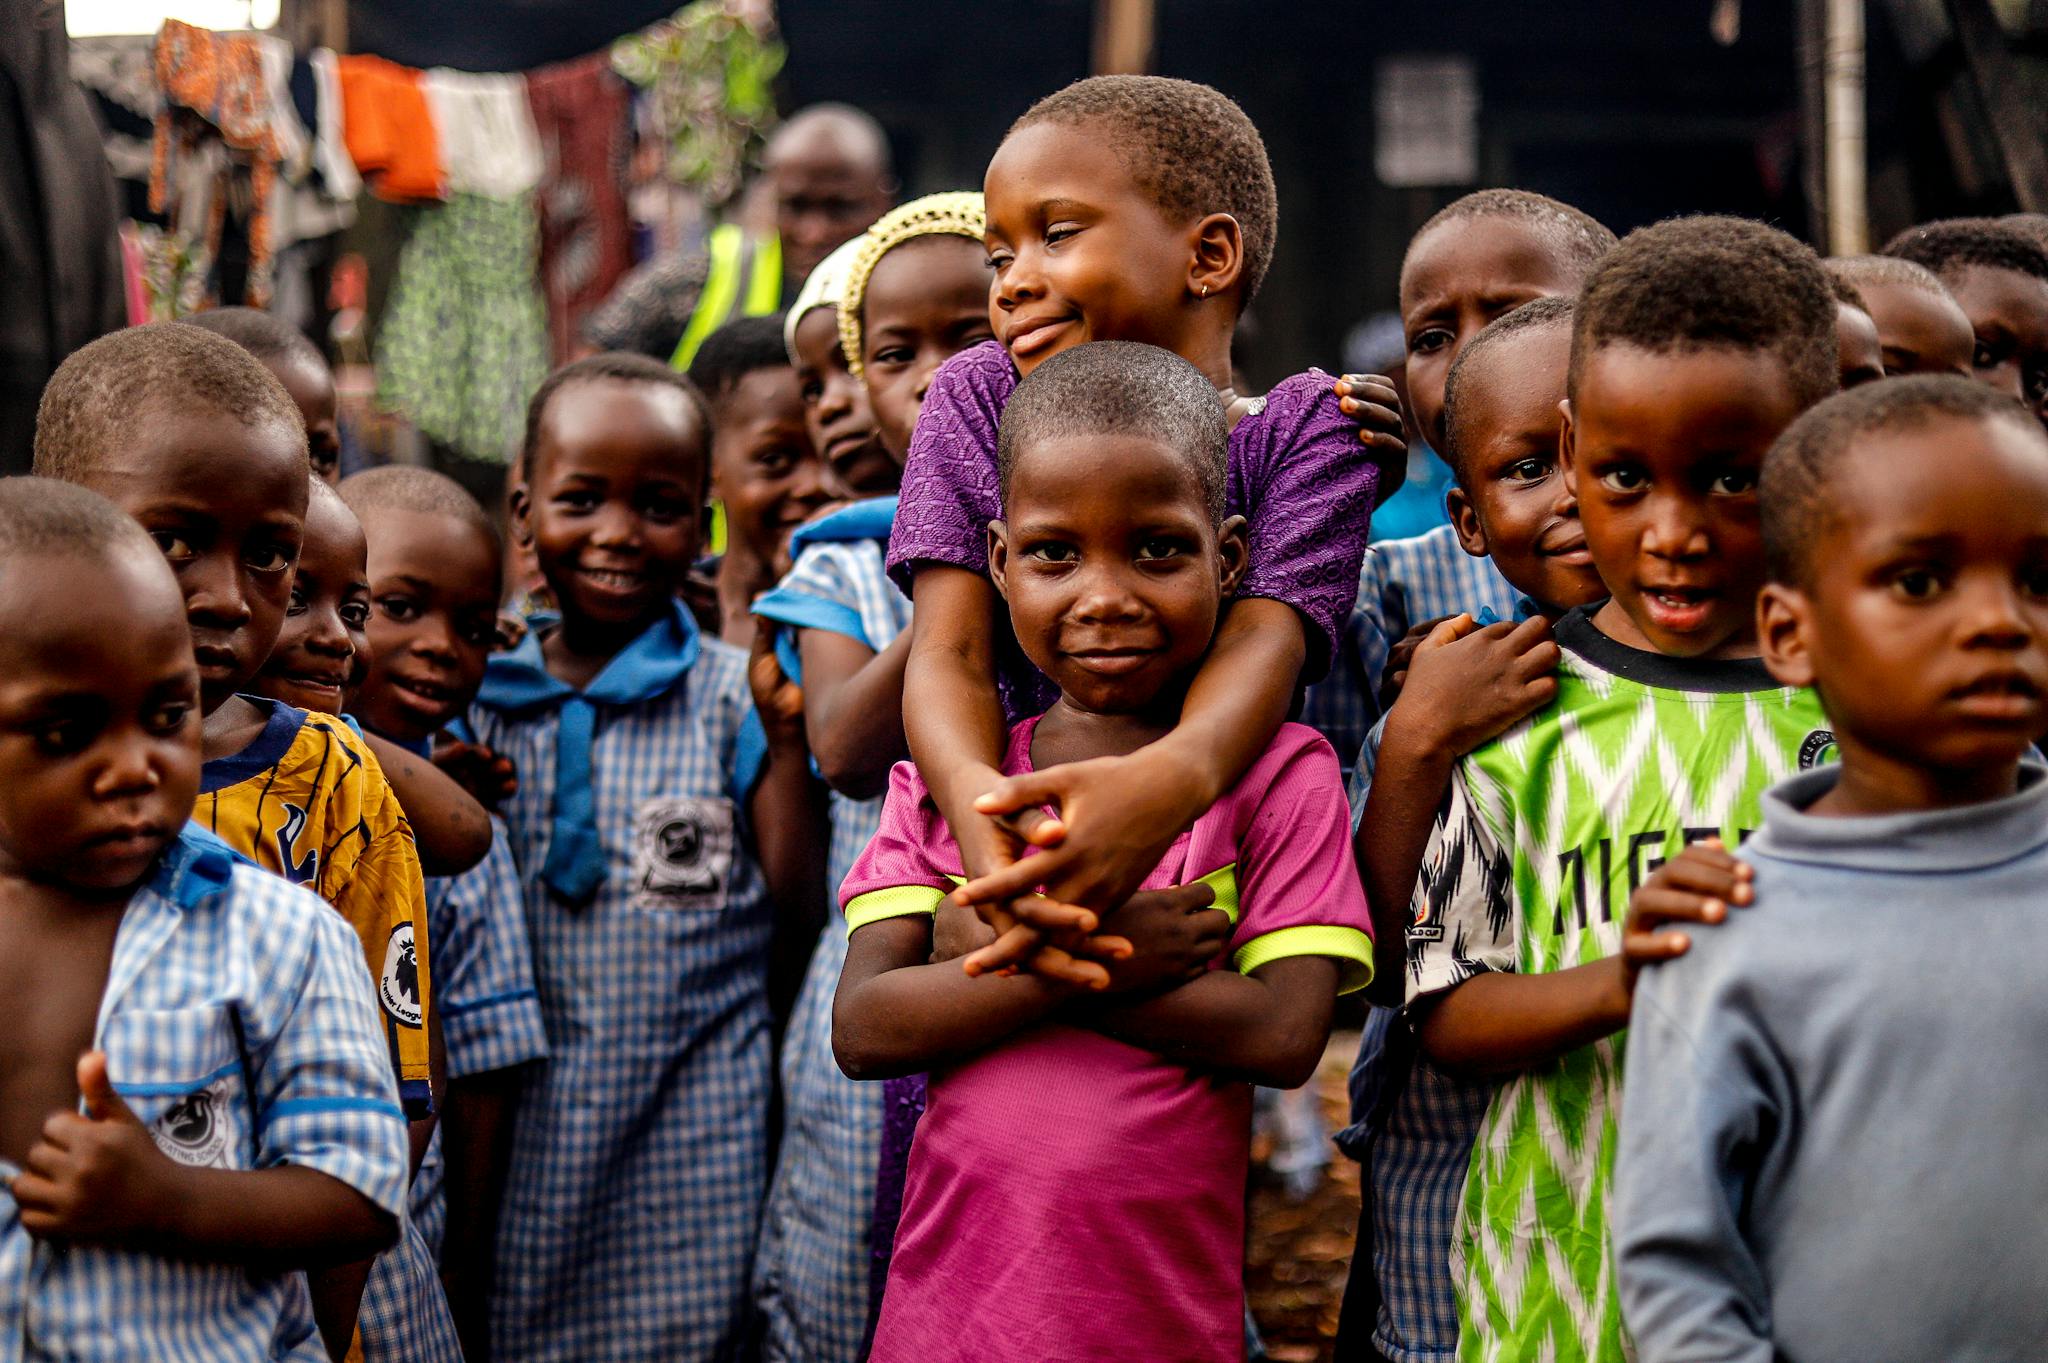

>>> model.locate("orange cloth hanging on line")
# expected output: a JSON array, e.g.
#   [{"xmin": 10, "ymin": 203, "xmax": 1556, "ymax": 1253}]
[
  {"xmin": 334, "ymin": 54, "xmax": 446, "ymax": 203},
  {"xmin": 149, "ymin": 19, "xmax": 281, "ymax": 305}
]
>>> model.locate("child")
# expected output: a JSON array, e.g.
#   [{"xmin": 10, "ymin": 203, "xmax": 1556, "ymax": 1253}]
[
  {"xmin": 835, "ymin": 341, "xmax": 1373, "ymax": 1362},
  {"xmin": 787, "ymin": 234, "xmax": 895, "ymax": 497},
  {"xmin": 1336, "ymin": 297, "xmax": 1607, "ymax": 1363},
  {"xmin": 1403, "ymin": 216, "xmax": 1839, "ymax": 1362},
  {"xmin": 750, "ymin": 194, "xmax": 985, "ymax": 1362},
  {"xmin": 688, "ymin": 314, "xmax": 836, "ymax": 645},
  {"xmin": 1309, "ymin": 191, "xmax": 1618, "ymax": 768},
  {"xmin": 33, "ymin": 321, "xmax": 439, "ymax": 1355},
  {"xmin": 0, "ymin": 477, "xmax": 408, "ymax": 1359},
  {"xmin": 475, "ymin": 353, "xmax": 820, "ymax": 1361},
  {"xmin": 1616, "ymin": 376, "xmax": 2048, "ymax": 1358},
  {"xmin": 1825, "ymin": 273, "xmax": 1885, "ymax": 388},
  {"xmin": 1884, "ymin": 217, "xmax": 2048, "ymax": 420},
  {"xmin": 1824, "ymin": 253, "xmax": 1974, "ymax": 378},
  {"xmin": 341, "ymin": 466, "xmax": 552, "ymax": 1363},
  {"xmin": 249, "ymin": 478, "xmax": 493, "ymax": 878},
  {"xmin": 890, "ymin": 76, "xmax": 1394, "ymax": 978},
  {"xmin": 187, "ymin": 305, "xmax": 344, "ymax": 484}
]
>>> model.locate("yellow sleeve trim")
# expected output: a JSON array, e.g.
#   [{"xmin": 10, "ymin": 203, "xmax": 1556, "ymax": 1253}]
[
  {"xmin": 845, "ymin": 885, "xmax": 948, "ymax": 935},
  {"xmin": 1195, "ymin": 864, "xmax": 1240, "ymax": 925},
  {"xmin": 1233, "ymin": 924, "xmax": 1375, "ymax": 995}
]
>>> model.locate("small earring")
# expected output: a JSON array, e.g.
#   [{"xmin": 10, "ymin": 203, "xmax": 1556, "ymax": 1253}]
[{"xmin": 1200, "ymin": 283, "xmax": 1210, "ymax": 298}]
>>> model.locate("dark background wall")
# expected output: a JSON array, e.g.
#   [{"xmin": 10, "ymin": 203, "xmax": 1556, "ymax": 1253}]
[{"xmin": 344, "ymin": 0, "xmax": 2029, "ymax": 383}]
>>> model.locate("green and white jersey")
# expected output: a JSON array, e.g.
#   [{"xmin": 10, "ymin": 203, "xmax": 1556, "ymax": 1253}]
[{"xmin": 1404, "ymin": 610, "xmax": 1833, "ymax": 1363}]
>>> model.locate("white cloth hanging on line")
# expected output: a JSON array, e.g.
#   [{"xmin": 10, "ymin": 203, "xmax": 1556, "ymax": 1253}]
[{"xmin": 421, "ymin": 69, "xmax": 544, "ymax": 200}]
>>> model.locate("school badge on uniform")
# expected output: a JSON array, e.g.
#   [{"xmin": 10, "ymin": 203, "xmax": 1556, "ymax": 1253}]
[
  {"xmin": 380, "ymin": 921, "xmax": 423, "ymax": 1028},
  {"xmin": 150, "ymin": 1079, "xmax": 235, "ymax": 1168},
  {"xmin": 633, "ymin": 796, "xmax": 734, "ymax": 910}
]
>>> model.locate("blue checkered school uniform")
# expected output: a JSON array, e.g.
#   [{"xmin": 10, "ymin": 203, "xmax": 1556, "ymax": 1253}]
[
  {"xmin": 0, "ymin": 826, "xmax": 410, "ymax": 1362},
  {"xmin": 1300, "ymin": 525, "xmax": 1522, "ymax": 780},
  {"xmin": 472, "ymin": 602, "xmax": 772, "ymax": 1363},
  {"xmin": 358, "ymin": 818, "xmax": 549, "ymax": 1361},
  {"xmin": 1337, "ymin": 711, "xmax": 1496, "ymax": 1363},
  {"xmin": 750, "ymin": 498, "xmax": 908, "ymax": 1363}
]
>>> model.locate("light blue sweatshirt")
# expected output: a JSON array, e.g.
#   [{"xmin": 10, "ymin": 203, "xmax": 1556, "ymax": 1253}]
[{"xmin": 1616, "ymin": 759, "xmax": 2048, "ymax": 1363}]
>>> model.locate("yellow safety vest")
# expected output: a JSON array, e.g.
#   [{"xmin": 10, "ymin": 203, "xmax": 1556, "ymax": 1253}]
[{"xmin": 671, "ymin": 224, "xmax": 783, "ymax": 371}]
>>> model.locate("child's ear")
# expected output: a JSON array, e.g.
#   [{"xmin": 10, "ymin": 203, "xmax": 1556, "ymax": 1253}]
[
  {"xmin": 508, "ymin": 483, "xmax": 535, "ymax": 550},
  {"xmin": 1216, "ymin": 514, "xmax": 1250, "ymax": 595},
  {"xmin": 1446, "ymin": 485, "xmax": 1489, "ymax": 560},
  {"xmin": 1557, "ymin": 398, "xmax": 1580, "ymax": 496},
  {"xmin": 1188, "ymin": 214, "xmax": 1245, "ymax": 302},
  {"xmin": 1756, "ymin": 581, "xmax": 1817, "ymax": 689},
  {"xmin": 987, "ymin": 520, "xmax": 1012, "ymax": 599}
]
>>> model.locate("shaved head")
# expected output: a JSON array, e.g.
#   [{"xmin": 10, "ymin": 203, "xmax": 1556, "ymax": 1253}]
[{"xmin": 764, "ymin": 103, "xmax": 897, "ymax": 284}]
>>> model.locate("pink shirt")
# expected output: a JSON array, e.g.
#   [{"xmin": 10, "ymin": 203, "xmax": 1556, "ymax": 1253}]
[{"xmin": 841, "ymin": 720, "xmax": 1374, "ymax": 1363}]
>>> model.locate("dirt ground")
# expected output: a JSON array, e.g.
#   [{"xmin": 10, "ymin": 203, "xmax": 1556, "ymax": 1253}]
[{"xmin": 1246, "ymin": 1031, "xmax": 1362, "ymax": 1363}]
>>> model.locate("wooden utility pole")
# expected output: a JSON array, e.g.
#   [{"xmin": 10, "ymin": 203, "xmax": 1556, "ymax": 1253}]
[
  {"xmin": 1092, "ymin": 0, "xmax": 1154, "ymax": 75},
  {"xmin": 1824, "ymin": 0, "xmax": 1867, "ymax": 253}
]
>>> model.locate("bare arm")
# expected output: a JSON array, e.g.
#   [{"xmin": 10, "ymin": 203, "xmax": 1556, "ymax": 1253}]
[
  {"xmin": 901, "ymin": 566, "xmax": 1018, "ymax": 883},
  {"xmin": 366, "ymin": 731, "xmax": 493, "ymax": 877},
  {"xmin": 832, "ymin": 916, "xmax": 1078, "ymax": 1079},
  {"xmin": 799, "ymin": 627, "xmax": 912, "ymax": 801},
  {"xmin": 1417, "ymin": 962, "xmax": 1633, "ymax": 1076},
  {"xmin": 1083, "ymin": 956, "xmax": 1341, "ymax": 1089}
]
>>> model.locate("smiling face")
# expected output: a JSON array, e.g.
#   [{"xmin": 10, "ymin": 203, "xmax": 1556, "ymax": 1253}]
[
  {"xmin": 1565, "ymin": 344, "xmax": 1804, "ymax": 659},
  {"xmin": 252, "ymin": 483, "xmax": 369, "ymax": 716},
  {"xmin": 81, "ymin": 410, "xmax": 308, "ymax": 716},
  {"xmin": 1946, "ymin": 264, "xmax": 2048, "ymax": 420},
  {"xmin": 709, "ymin": 365, "xmax": 831, "ymax": 577},
  {"xmin": 984, "ymin": 121, "xmax": 1207, "ymax": 377},
  {"xmin": 1761, "ymin": 415, "xmax": 2048, "ymax": 807},
  {"xmin": 792, "ymin": 305, "xmax": 894, "ymax": 495},
  {"xmin": 858, "ymin": 234, "xmax": 996, "ymax": 459},
  {"xmin": 0, "ymin": 546, "xmax": 201, "ymax": 893},
  {"xmin": 1444, "ymin": 325, "xmax": 1606, "ymax": 612},
  {"xmin": 1856, "ymin": 279, "xmax": 1974, "ymax": 379},
  {"xmin": 1402, "ymin": 216, "xmax": 1585, "ymax": 452},
  {"xmin": 990, "ymin": 431, "xmax": 1245, "ymax": 718},
  {"xmin": 356, "ymin": 508, "xmax": 502, "ymax": 746},
  {"xmin": 518, "ymin": 379, "xmax": 707, "ymax": 647}
]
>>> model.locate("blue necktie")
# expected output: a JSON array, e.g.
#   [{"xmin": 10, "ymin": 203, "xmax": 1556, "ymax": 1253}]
[{"xmin": 475, "ymin": 600, "xmax": 702, "ymax": 904}]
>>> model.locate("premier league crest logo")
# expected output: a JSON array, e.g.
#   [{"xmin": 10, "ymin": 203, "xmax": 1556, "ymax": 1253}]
[{"xmin": 380, "ymin": 921, "xmax": 423, "ymax": 1028}]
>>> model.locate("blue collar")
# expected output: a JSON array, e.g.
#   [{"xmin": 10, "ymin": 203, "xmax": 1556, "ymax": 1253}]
[
  {"xmin": 152, "ymin": 823, "xmax": 246, "ymax": 909},
  {"xmin": 199, "ymin": 697, "xmax": 306, "ymax": 793},
  {"xmin": 476, "ymin": 598, "xmax": 702, "ymax": 715},
  {"xmin": 787, "ymin": 495, "xmax": 898, "ymax": 557}
]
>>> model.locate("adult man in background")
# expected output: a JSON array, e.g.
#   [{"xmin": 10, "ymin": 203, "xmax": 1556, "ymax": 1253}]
[{"xmin": 583, "ymin": 101, "xmax": 895, "ymax": 367}]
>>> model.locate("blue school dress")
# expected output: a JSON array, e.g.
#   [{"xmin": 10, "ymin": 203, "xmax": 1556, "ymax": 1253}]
[
  {"xmin": 473, "ymin": 600, "xmax": 772, "ymax": 1363},
  {"xmin": 750, "ymin": 496, "xmax": 910, "ymax": 1363}
]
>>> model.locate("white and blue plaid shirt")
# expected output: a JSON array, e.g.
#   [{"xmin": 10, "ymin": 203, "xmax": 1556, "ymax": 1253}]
[
  {"xmin": 473, "ymin": 636, "xmax": 773, "ymax": 1363},
  {"xmin": 751, "ymin": 530, "xmax": 909, "ymax": 1363},
  {"xmin": 1340, "ymin": 683, "xmax": 1498, "ymax": 1363},
  {"xmin": 1301, "ymin": 526, "xmax": 1523, "ymax": 780},
  {"xmin": 0, "ymin": 826, "xmax": 409, "ymax": 1362},
  {"xmin": 358, "ymin": 819, "xmax": 550, "ymax": 1362}
]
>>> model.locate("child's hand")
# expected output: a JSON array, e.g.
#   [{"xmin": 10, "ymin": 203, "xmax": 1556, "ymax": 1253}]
[
  {"xmin": 1620, "ymin": 839, "xmax": 1755, "ymax": 995},
  {"xmin": 1335, "ymin": 374, "xmax": 1407, "ymax": 477},
  {"xmin": 13, "ymin": 1053, "xmax": 177, "ymax": 1247},
  {"xmin": 1394, "ymin": 615, "xmax": 1560, "ymax": 757},
  {"xmin": 931, "ymin": 898, "xmax": 999, "ymax": 963},
  {"xmin": 494, "ymin": 611, "xmax": 529, "ymax": 652},
  {"xmin": 433, "ymin": 740, "xmax": 519, "ymax": 810},
  {"xmin": 1379, "ymin": 615, "xmax": 1455, "ymax": 711},
  {"xmin": 1092, "ymin": 883, "xmax": 1229, "ymax": 996},
  {"xmin": 747, "ymin": 623, "xmax": 808, "ymax": 744}
]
